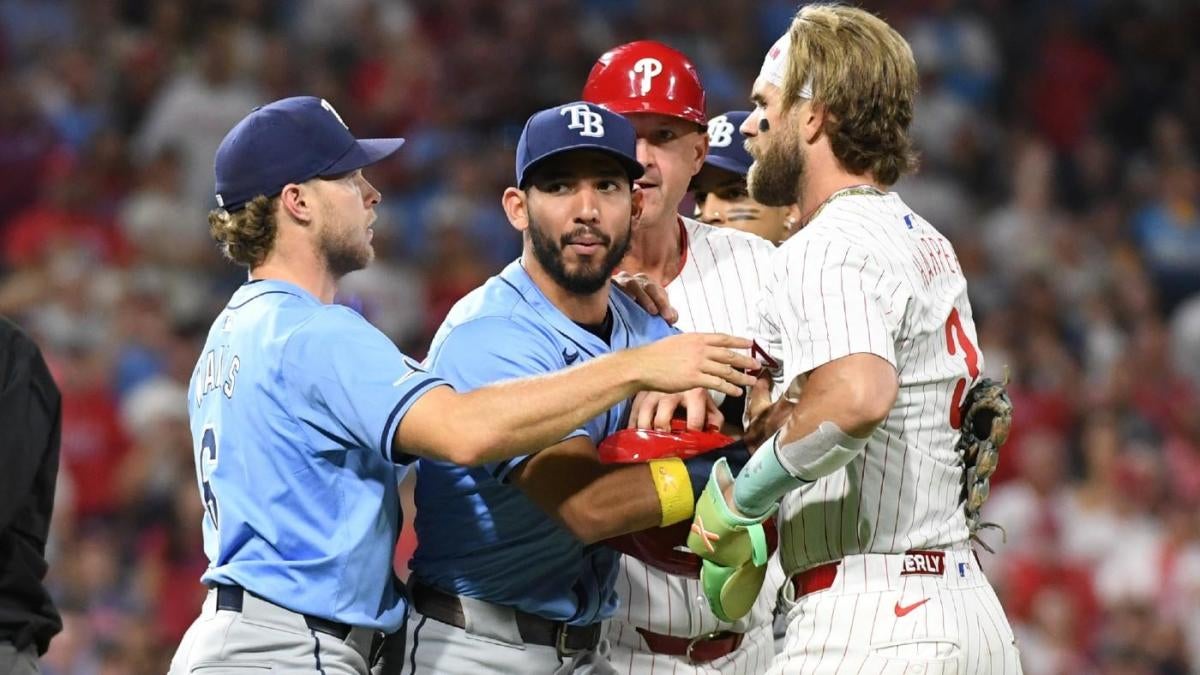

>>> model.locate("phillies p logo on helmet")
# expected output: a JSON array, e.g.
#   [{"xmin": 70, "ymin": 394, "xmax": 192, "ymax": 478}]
[
  {"xmin": 633, "ymin": 57, "xmax": 663, "ymax": 95},
  {"xmin": 583, "ymin": 41, "xmax": 707, "ymax": 126}
]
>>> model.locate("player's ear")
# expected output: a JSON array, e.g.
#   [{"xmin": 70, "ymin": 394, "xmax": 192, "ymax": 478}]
[
  {"xmin": 279, "ymin": 182, "xmax": 314, "ymax": 225},
  {"xmin": 690, "ymin": 128, "xmax": 709, "ymax": 175},
  {"xmin": 501, "ymin": 187, "xmax": 530, "ymax": 233},
  {"xmin": 800, "ymin": 102, "xmax": 825, "ymax": 146},
  {"xmin": 786, "ymin": 203, "xmax": 802, "ymax": 224}
]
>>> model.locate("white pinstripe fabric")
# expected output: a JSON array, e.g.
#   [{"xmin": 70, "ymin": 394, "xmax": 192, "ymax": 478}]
[
  {"xmin": 769, "ymin": 550, "xmax": 1021, "ymax": 673},
  {"xmin": 757, "ymin": 193, "xmax": 979, "ymax": 573},
  {"xmin": 751, "ymin": 192, "xmax": 1019, "ymax": 673},
  {"xmin": 607, "ymin": 217, "xmax": 783, "ymax": 674}
]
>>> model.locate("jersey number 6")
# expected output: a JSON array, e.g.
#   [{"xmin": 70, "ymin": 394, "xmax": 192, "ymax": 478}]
[
  {"xmin": 199, "ymin": 426, "xmax": 220, "ymax": 529},
  {"xmin": 944, "ymin": 308, "xmax": 980, "ymax": 430}
]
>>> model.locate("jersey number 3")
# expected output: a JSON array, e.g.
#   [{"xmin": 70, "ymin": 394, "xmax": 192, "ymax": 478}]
[
  {"xmin": 944, "ymin": 308, "xmax": 980, "ymax": 429},
  {"xmin": 200, "ymin": 427, "xmax": 220, "ymax": 528}
]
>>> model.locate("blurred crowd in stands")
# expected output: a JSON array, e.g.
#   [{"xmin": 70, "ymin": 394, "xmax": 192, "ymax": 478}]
[{"xmin": 0, "ymin": 0, "xmax": 1197, "ymax": 672}]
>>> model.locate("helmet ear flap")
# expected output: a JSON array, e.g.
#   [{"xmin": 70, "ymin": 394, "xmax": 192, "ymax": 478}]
[{"xmin": 582, "ymin": 40, "xmax": 707, "ymax": 127}]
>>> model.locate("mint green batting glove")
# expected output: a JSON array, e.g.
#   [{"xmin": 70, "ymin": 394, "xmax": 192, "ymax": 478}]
[{"xmin": 686, "ymin": 458, "xmax": 776, "ymax": 621}]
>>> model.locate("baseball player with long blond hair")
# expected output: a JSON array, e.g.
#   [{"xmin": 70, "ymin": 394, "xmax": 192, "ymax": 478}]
[{"xmin": 685, "ymin": 5, "xmax": 1022, "ymax": 673}]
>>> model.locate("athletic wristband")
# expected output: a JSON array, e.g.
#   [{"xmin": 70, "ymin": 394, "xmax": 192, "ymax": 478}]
[
  {"xmin": 732, "ymin": 432, "xmax": 806, "ymax": 517},
  {"xmin": 648, "ymin": 458, "xmax": 694, "ymax": 527},
  {"xmin": 733, "ymin": 422, "xmax": 870, "ymax": 516}
]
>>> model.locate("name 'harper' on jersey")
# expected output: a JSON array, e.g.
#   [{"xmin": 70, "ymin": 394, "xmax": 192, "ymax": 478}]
[{"xmin": 911, "ymin": 231, "xmax": 962, "ymax": 286}]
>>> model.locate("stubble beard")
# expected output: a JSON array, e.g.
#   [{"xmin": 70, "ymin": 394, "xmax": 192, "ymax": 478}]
[
  {"xmin": 747, "ymin": 127, "xmax": 805, "ymax": 208},
  {"xmin": 320, "ymin": 218, "xmax": 374, "ymax": 279},
  {"xmin": 528, "ymin": 213, "xmax": 632, "ymax": 295}
]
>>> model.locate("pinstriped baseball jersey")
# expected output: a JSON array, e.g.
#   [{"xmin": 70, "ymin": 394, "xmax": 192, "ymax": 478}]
[
  {"xmin": 666, "ymin": 217, "xmax": 773, "ymax": 338},
  {"xmin": 756, "ymin": 190, "xmax": 980, "ymax": 575},
  {"xmin": 608, "ymin": 216, "xmax": 782, "ymax": 673}
]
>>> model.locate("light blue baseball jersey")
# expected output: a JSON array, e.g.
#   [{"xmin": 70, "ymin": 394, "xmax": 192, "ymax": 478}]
[
  {"xmin": 188, "ymin": 279, "xmax": 446, "ymax": 632},
  {"xmin": 411, "ymin": 260, "xmax": 676, "ymax": 625}
]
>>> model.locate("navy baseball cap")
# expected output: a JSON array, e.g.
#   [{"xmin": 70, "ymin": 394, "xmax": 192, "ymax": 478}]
[
  {"xmin": 702, "ymin": 111, "xmax": 753, "ymax": 176},
  {"xmin": 213, "ymin": 96, "xmax": 404, "ymax": 211},
  {"xmin": 515, "ymin": 101, "xmax": 644, "ymax": 188}
]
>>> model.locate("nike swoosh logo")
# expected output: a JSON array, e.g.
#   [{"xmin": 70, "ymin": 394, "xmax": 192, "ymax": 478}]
[
  {"xmin": 894, "ymin": 598, "xmax": 930, "ymax": 617},
  {"xmin": 562, "ymin": 349, "xmax": 580, "ymax": 365}
]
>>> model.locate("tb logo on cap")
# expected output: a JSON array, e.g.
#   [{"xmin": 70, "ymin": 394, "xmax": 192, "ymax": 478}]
[
  {"xmin": 633, "ymin": 57, "xmax": 663, "ymax": 95},
  {"xmin": 560, "ymin": 104, "xmax": 605, "ymax": 138},
  {"xmin": 320, "ymin": 98, "xmax": 349, "ymax": 129},
  {"xmin": 708, "ymin": 115, "xmax": 735, "ymax": 148}
]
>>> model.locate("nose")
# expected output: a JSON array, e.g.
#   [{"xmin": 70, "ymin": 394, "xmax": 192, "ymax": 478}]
[
  {"xmin": 635, "ymin": 137, "xmax": 654, "ymax": 169},
  {"xmin": 360, "ymin": 175, "xmax": 382, "ymax": 207},
  {"xmin": 741, "ymin": 110, "xmax": 760, "ymax": 138},
  {"xmin": 699, "ymin": 195, "xmax": 724, "ymax": 225},
  {"xmin": 575, "ymin": 185, "xmax": 601, "ymax": 223}
]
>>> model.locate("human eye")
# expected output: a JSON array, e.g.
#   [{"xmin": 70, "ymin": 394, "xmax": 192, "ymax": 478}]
[{"xmin": 720, "ymin": 186, "xmax": 749, "ymax": 201}]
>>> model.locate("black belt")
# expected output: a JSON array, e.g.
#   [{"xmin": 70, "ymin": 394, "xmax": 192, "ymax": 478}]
[
  {"xmin": 215, "ymin": 584, "xmax": 354, "ymax": 641},
  {"xmin": 409, "ymin": 580, "xmax": 601, "ymax": 656}
]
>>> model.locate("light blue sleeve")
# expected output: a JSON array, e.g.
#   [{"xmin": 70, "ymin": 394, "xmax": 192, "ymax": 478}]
[
  {"xmin": 651, "ymin": 315, "xmax": 681, "ymax": 340},
  {"xmin": 427, "ymin": 316, "xmax": 587, "ymax": 481},
  {"xmin": 282, "ymin": 306, "xmax": 447, "ymax": 463},
  {"xmin": 611, "ymin": 290, "xmax": 681, "ymax": 343}
]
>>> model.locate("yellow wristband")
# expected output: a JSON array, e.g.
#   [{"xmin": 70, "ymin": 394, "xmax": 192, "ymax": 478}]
[{"xmin": 648, "ymin": 458, "xmax": 695, "ymax": 527}]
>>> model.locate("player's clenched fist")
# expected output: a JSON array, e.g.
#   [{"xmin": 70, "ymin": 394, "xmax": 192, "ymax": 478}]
[{"xmin": 625, "ymin": 333, "xmax": 757, "ymax": 397}]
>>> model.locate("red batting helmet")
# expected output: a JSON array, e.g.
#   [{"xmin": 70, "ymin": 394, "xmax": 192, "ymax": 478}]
[
  {"xmin": 582, "ymin": 40, "xmax": 707, "ymax": 126},
  {"xmin": 597, "ymin": 420, "xmax": 779, "ymax": 578}
]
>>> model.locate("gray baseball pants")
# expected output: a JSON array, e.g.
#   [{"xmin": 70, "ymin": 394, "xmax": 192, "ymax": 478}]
[{"xmin": 168, "ymin": 588, "xmax": 386, "ymax": 674}]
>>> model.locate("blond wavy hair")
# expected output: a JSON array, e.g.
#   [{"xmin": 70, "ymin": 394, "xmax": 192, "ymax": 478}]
[
  {"xmin": 207, "ymin": 195, "xmax": 279, "ymax": 268},
  {"xmin": 780, "ymin": 3, "xmax": 919, "ymax": 185}
]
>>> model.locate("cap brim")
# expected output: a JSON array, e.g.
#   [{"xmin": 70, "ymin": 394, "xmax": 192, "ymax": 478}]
[
  {"xmin": 690, "ymin": 163, "xmax": 743, "ymax": 193},
  {"xmin": 520, "ymin": 143, "xmax": 645, "ymax": 186},
  {"xmin": 321, "ymin": 137, "xmax": 406, "ymax": 176},
  {"xmin": 703, "ymin": 154, "xmax": 751, "ymax": 177}
]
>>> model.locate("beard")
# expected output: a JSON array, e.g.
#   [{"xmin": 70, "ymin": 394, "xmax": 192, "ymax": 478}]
[
  {"xmin": 747, "ymin": 127, "xmax": 805, "ymax": 207},
  {"xmin": 319, "ymin": 218, "xmax": 374, "ymax": 278},
  {"xmin": 528, "ymin": 215, "xmax": 632, "ymax": 295}
]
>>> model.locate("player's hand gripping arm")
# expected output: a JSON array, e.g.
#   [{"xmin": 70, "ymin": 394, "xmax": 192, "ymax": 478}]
[{"xmin": 395, "ymin": 333, "xmax": 757, "ymax": 466}]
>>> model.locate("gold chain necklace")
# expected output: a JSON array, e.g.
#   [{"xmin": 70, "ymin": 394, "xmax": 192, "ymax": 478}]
[{"xmin": 804, "ymin": 184, "xmax": 885, "ymax": 225}]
